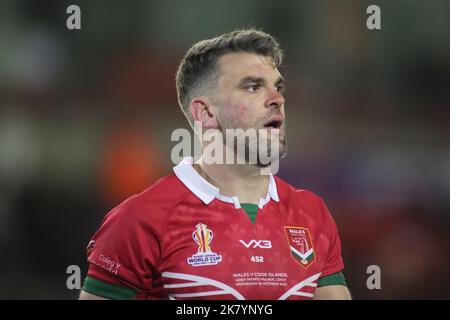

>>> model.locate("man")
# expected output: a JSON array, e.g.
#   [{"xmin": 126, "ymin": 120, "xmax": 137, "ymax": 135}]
[{"xmin": 80, "ymin": 29, "xmax": 351, "ymax": 300}]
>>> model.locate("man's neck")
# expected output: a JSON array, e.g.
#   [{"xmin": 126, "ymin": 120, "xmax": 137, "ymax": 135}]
[{"xmin": 193, "ymin": 162, "xmax": 270, "ymax": 205}]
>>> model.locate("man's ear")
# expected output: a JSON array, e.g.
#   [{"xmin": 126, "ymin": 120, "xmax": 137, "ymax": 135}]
[{"xmin": 189, "ymin": 97, "xmax": 218, "ymax": 129}]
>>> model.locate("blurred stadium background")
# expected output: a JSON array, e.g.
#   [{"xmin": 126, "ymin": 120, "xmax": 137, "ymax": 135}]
[{"xmin": 0, "ymin": 0, "xmax": 449, "ymax": 299}]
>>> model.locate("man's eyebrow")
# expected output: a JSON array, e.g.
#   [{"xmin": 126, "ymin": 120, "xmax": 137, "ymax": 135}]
[
  {"xmin": 238, "ymin": 76, "xmax": 265, "ymax": 86},
  {"xmin": 275, "ymin": 76, "xmax": 284, "ymax": 86},
  {"xmin": 237, "ymin": 76, "xmax": 284, "ymax": 86}
]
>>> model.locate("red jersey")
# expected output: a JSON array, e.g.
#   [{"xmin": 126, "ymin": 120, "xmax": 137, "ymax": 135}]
[{"xmin": 83, "ymin": 157, "xmax": 345, "ymax": 300}]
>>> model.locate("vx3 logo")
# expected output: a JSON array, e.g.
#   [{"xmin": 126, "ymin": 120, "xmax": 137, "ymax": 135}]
[{"xmin": 239, "ymin": 240, "xmax": 272, "ymax": 249}]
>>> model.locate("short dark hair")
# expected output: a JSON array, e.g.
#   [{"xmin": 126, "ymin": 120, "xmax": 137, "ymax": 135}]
[{"xmin": 175, "ymin": 28, "xmax": 284, "ymax": 125}]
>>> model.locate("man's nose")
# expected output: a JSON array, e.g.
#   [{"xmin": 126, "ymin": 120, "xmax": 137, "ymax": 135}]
[{"xmin": 266, "ymin": 89, "xmax": 285, "ymax": 109}]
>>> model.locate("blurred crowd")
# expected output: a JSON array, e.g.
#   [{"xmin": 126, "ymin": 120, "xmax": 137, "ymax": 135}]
[{"xmin": 0, "ymin": 0, "xmax": 449, "ymax": 299}]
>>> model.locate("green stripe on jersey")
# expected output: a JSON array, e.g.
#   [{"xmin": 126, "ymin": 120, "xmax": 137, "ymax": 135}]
[
  {"xmin": 241, "ymin": 203, "xmax": 258, "ymax": 223},
  {"xmin": 318, "ymin": 272, "xmax": 347, "ymax": 287},
  {"xmin": 82, "ymin": 276, "xmax": 137, "ymax": 300}
]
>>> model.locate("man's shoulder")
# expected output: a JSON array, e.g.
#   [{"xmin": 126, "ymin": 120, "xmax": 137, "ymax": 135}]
[
  {"xmin": 274, "ymin": 176, "xmax": 326, "ymax": 205},
  {"xmin": 274, "ymin": 176, "xmax": 338, "ymax": 228},
  {"xmin": 105, "ymin": 172, "xmax": 194, "ymax": 222},
  {"xmin": 140, "ymin": 172, "xmax": 190, "ymax": 201}
]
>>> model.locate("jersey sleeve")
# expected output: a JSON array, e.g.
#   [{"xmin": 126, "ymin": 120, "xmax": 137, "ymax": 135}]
[
  {"xmin": 316, "ymin": 197, "xmax": 346, "ymax": 286},
  {"xmin": 83, "ymin": 195, "xmax": 166, "ymax": 299}
]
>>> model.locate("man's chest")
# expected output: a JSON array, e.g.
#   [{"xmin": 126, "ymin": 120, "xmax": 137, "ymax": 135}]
[{"xmin": 156, "ymin": 204, "xmax": 330, "ymax": 300}]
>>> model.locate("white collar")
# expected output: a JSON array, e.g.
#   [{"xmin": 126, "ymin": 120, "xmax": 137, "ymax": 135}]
[{"xmin": 173, "ymin": 157, "xmax": 279, "ymax": 209}]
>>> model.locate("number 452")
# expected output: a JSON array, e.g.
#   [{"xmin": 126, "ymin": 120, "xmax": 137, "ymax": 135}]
[{"xmin": 251, "ymin": 256, "xmax": 264, "ymax": 263}]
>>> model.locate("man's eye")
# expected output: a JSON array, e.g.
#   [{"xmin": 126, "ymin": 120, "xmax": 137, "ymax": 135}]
[
  {"xmin": 247, "ymin": 84, "xmax": 260, "ymax": 92},
  {"xmin": 276, "ymin": 85, "xmax": 285, "ymax": 93}
]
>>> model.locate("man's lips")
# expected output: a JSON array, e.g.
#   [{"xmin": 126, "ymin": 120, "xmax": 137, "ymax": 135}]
[{"xmin": 262, "ymin": 115, "xmax": 284, "ymax": 129}]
